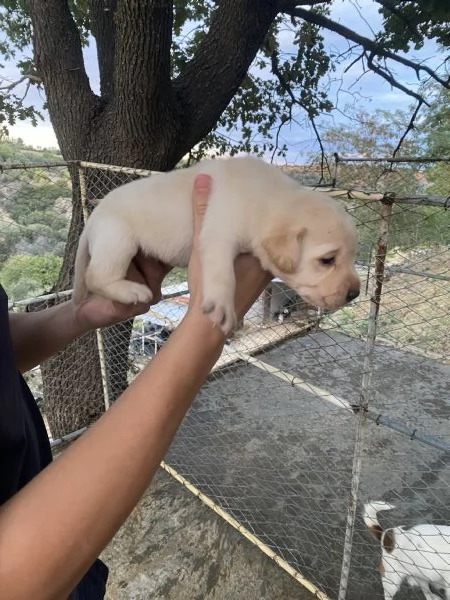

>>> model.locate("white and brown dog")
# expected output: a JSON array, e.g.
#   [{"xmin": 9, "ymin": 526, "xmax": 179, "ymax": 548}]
[
  {"xmin": 73, "ymin": 156, "xmax": 360, "ymax": 333},
  {"xmin": 363, "ymin": 501, "xmax": 450, "ymax": 599}
]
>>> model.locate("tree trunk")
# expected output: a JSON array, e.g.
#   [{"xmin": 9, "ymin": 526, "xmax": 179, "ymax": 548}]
[
  {"xmin": 26, "ymin": 0, "xmax": 279, "ymax": 436},
  {"xmin": 35, "ymin": 169, "xmax": 103, "ymax": 438},
  {"xmin": 41, "ymin": 161, "xmax": 146, "ymax": 437}
]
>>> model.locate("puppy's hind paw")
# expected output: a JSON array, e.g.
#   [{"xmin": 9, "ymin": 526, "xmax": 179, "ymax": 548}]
[
  {"xmin": 123, "ymin": 282, "xmax": 153, "ymax": 305},
  {"xmin": 201, "ymin": 298, "xmax": 237, "ymax": 335},
  {"xmin": 101, "ymin": 281, "xmax": 153, "ymax": 306}
]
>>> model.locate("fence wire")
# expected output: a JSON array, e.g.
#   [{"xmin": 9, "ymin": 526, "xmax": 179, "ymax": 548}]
[{"xmin": 1, "ymin": 156, "xmax": 449, "ymax": 600}]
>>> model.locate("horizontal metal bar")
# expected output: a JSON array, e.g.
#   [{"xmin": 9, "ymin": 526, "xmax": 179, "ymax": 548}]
[
  {"xmin": 8, "ymin": 284, "xmax": 189, "ymax": 310},
  {"xmin": 9, "ymin": 289, "xmax": 73, "ymax": 309},
  {"xmin": 0, "ymin": 161, "xmax": 67, "ymax": 170},
  {"xmin": 51, "ymin": 355, "xmax": 450, "ymax": 454},
  {"xmin": 385, "ymin": 266, "xmax": 450, "ymax": 282},
  {"xmin": 336, "ymin": 155, "xmax": 450, "ymax": 164},
  {"xmin": 321, "ymin": 187, "xmax": 450, "ymax": 208},
  {"xmin": 10, "ymin": 278, "xmax": 290, "ymax": 309},
  {"xmin": 244, "ymin": 355, "xmax": 450, "ymax": 454},
  {"xmin": 390, "ymin": 195, "xmax": 450, "ymax": 208},
  {"xmin": 72, "ymin": 160, "xmax": 160, "ymax": 177},
  {"xmin": 364, "ymin": 410, "xmax": 450, "ymax": 453},
  {"xmin": 1, "ymin": 159, "xmax": 446, "ymax": 208},
  {"xmin": 50, "ymin": 426, "xmax": 87, "ymax": 448}
]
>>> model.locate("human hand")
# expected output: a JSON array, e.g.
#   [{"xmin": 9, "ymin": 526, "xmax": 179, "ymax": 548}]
[
  {"xmin": 187, "ymin": 174, "xmax": 271, "ymax": 329},
  {"xmin": 72, "ymin": 252, "xmax": 172, "ymax": 332}
]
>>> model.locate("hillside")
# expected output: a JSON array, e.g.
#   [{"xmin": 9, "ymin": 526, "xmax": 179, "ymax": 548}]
[
  {"xmin": 0, "ymin": 137, "xmax": 62, "ymax": 164},
  {"xmin": 0, "ymin": 139, "xmax": 70, "ymax": 301}
]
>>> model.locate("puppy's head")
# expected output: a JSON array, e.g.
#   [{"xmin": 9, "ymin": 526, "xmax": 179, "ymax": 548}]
[{"xmin": 260, "ymin": 191, "xmax": 360, "ymax": 310}]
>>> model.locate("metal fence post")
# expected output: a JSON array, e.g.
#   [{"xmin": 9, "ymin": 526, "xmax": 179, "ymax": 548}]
[
  {"xmin": 77, "ymin": 165, "xmax": 111, "ymax": 411},
  {"xmin": 337, "ymin": 194, "xmax": 394, "ymax": 600}
]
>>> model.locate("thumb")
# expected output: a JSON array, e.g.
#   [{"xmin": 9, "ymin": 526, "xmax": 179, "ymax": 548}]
[{"xmin": 191, "ymin": 174, "xmax": 212, "ymax": 242}]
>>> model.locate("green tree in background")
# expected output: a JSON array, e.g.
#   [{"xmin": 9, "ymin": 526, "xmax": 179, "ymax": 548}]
[
  {"xmin": 0, "ymin": 162, "xmax": 70, "ymax": 266},
  {"xmin": 0, "ymin": 1, "xmax": 447, "ymax": 169},
  {"xmin": 1, "ymin": 253, "xmax": 63, "ymax": 301},
  {"xmin": 377, "ymin": 0, "xmax": 450, "ymax": 52},
  {"xmin": 321, "ymin": 104, "xmax": 450, "ymax": 258},
  {"xmin": 0, "ymin": 137, "xmax": 61, "ymax": 162},
  {"xmin": 418, "ymin": 84, "xmax": 450, "ymax": 197}
]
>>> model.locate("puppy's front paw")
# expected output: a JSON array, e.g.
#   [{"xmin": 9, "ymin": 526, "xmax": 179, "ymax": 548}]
[{"xmin": 201, "ymin": 297, "xmax": 237, "ymax": 335}]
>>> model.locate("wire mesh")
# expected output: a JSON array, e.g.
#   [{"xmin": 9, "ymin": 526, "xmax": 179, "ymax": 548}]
[{"xmin": 2, "ymin": 156, "xmax": 450, "ymax": 599}]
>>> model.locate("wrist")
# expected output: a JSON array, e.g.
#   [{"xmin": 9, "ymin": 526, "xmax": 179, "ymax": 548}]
[
  {"xmin": 181, "ymin": 308, "xmax": 226, "ymax": 348},
  {"xmin": 68, "ymin": 301, "xmax": 96, "ymax": 338}
]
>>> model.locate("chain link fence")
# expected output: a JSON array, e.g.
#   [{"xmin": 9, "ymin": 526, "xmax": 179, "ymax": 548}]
[{"xmin": 1, "ymin": 156, "xmax": 449, "ymax": 599}]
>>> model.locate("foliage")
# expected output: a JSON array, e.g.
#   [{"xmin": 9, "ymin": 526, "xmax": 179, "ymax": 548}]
[
  {"xmin": 425, "ymin": 163, "xmax": 450, "ymax": 198},
  {"xmin": 416, "ymin": 84, "xmax": 450, "ymax": 198},
  {"xmin": 0, "ymin": 137, "xmax": 61, "ymax": 161},
  {"xmin": 319, "ymin": 105, "xmax": 450, "ymax": 261},
  {"xmin": 0, "ymin": 253, "xmax": 63, "ymax": 300},
  {"xmin": 321, "ymin": 105, "xmax": 422, "ymax": 158},
  {"xmin": 188, "ymin": 11, "xmax": 333, "ymax": 161},
  {"xmin": 377, "ymin": 0, "xmax": 450, "ymax": 52},
  {"xmin": 0, "ymin": 2, "xmax": 333, "ymax": 161},
  {"xmin": 419, "ymin": 85, "xmax": 450, "ymax": 157},
  {"xmin": 0, "ymin": 1, "xmax": 448, "ymax": 161},
  {"xmin": 0, "ymin": 140, "xmax": 70, "ymax": 272},
  {"xmin": 348, "ymin": 201, "xmax": 450, "ymax": 264}
]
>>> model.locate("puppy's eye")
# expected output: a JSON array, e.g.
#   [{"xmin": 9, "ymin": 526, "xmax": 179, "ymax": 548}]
[{"xmin": 320, "ymin": 256, "xmax": 335, "ymax": 266}]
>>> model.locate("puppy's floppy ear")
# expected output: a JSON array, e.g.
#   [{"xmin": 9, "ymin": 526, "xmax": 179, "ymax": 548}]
[{"xmin": 262, "ymin": 229, "xmax": 305, "ymax": 274}]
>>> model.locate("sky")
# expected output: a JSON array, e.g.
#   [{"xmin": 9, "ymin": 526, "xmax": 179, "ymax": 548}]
[{"xmin": 2, "ymin": 0, "xmax": 447, "ymax": 162}]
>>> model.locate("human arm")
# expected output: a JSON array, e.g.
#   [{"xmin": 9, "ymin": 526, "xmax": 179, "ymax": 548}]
[
  {"xmin": 0, "ymin": 175, "xmax": 271, "ymax": 600},
  {"xmin": 9, "ymin": 254, "xmax": 171, "ymax": 373}
]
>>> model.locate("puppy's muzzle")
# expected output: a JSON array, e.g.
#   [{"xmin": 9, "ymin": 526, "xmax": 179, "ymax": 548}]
[{"xmin": 346, "ymin": 287, "xmax": 360, "ymax": 303}]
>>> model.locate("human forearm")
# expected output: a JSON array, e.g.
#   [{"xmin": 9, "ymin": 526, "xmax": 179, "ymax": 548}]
[
  {"xmin": 0, "ymin": 170, "xmax": 271, "ymax": 600},
  {"xmin": 0, "ymin": 311, "xmax": 224, "ymax": 600},
  {"xmin": 9, "ymin": 301, "xmax": 91, "ymax": 372}
]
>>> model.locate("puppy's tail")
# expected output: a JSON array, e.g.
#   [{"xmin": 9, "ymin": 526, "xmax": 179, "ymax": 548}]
[
  {"xmin": 363, "ymin": 501, "xmax": 395, "ymax": 541},
  {"xmin": 72, "ymin": 229, "xmax": 90, "ymax": 305}
]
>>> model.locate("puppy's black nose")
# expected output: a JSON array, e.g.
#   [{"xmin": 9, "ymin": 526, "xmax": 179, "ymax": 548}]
[{"xmin": 346, "ymin": 288, "xmax": 360, "ymax": 302}]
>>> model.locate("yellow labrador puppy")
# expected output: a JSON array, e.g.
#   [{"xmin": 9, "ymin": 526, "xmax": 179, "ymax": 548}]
[{"xmin": 73, "ymin": 156, "xmax": 360, "ymax": 333}]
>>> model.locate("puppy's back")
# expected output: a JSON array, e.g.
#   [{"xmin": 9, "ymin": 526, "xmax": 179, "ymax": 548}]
[
  {"xmin": 85, "ymin": 156, "xmax": 303, "ymax": 264},
  {"xmin": 93, "ymin": 156, "xmax": 296, "ymax": 219}
]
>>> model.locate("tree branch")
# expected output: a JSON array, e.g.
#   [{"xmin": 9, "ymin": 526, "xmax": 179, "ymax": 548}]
[
  {"xmin": 391, "ymin": 100, "xmax": 423, "ymax": 159},
  {"xmin": 0, "ymin": 73, "xmax": 42, "ymax": 91},
  {"xmin": 114, "ymin": 0, "xmax": 175, "ymax": 133},
  {"xmin": 270, "ymin": 50, "xmax": 329, "ymax": 177},
  {"xmin": 174, "ymin": 0, "xmax": 279, "ymax": 154},
  {"xmin": 89, "ymin": 0, "xmax": 117, "ymax": 101},
  {"xmin": 366, "ymin": 51, "xmax": 427, "ymax": 105},
  {"xmin": 25, "ymin": 0, "xmax": 98, "ymax": 156},
  {"xmin": 281, "ymin": 5, "xmax": 450, "ymax": 89},
  {"xmin": 343, "ymin": 51, "xmax": 365, "ymax": 74},
  {"xmin": 271, "ymin": 107, "xmax": 292, "ymax": 162},
  {"xmin": 278, "ymin": 0, "xmax": 330, "ymax": 7}
]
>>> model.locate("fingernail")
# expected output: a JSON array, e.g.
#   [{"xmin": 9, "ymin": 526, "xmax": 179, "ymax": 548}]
[{"xmin": 194, "ymin": 174, "xmax": 211, "ymax": 191}]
